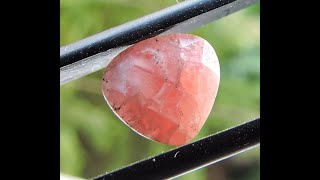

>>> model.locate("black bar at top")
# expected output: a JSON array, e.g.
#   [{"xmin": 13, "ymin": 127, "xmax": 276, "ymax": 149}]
[
  {"xmin": 92, "ymin": 118, "xmax": 260, "ymax": 180},
  {"xmin": 60, "ymin": 0, "xmax": 237, "ymax": 67}
]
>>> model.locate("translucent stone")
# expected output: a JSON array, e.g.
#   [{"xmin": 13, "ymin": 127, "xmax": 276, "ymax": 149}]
[{"xmin": 102, "ymin": 34, "xmax": 220, "ymax": 146}]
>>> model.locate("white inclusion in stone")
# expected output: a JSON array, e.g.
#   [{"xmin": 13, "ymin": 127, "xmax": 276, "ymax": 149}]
[
  {"xmin": 112, "ymin": 78, "xmax": 127, "ymax": 95},
  {"xmin": 153, "ymin": 83, "xmax": 170, "ymax": 105},
  {"xmin": 178, "ymin": 38, "xmax": 199, "ymax": 48},
  {"xmin": 132, "ymin": 60, "xmax": 153, "ymax": 74},
  {"xmin": 180, "ymin": 52, "xmax": 188, "ymax": 61},
  {"xmin": 135, "ymin": 49, "xmax": 159, "ymax": 71},
  {"xmin": 141, "ymin": 48, "xmax": 158, "ymax": 55},
  {"xmin": 201, "ymin": 40, "xmax": 220, "ymax": 77},
  {"xmin": 113, "ymin": 62, "xmax": 129, "ymax": 94}
]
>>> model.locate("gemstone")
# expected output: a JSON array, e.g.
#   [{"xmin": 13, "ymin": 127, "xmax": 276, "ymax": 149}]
[{"xmin": 102, "ymin": 33, "xmax": 220, "ymax": 146}]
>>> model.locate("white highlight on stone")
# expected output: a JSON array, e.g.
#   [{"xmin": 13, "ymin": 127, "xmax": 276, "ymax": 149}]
[
  {"xmin": 201, "ymin": 40, "xmax": 220, "ymax": 77},
  {"xmin": 178, "ymin": 38, "xmax": 199, "ymax": 48}
]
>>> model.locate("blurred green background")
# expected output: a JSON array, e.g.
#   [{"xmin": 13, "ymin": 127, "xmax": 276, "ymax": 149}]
[{"xmin": 60, "ymin": 0, "xmax": 260, "ymax": 179}]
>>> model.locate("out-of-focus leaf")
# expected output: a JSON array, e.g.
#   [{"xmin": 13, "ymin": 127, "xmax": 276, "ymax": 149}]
[{"xmin": 223, "ymin": 47, "xmax": 260, "ymax": 82}]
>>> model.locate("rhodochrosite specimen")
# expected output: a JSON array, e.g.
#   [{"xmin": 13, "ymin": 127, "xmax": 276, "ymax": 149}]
[{"xmin": 102, "ymin": 33, "xmax": 220, "ymax": 146}]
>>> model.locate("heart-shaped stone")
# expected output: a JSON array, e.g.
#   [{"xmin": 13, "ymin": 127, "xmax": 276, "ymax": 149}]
[{"xmin": 102, "ymin": 33, "xmax": 220, "ymax": 146}]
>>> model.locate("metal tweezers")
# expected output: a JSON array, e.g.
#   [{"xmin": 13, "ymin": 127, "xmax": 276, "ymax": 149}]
[{"xmin": 60, "ymin": 0, "xmax": 260, "ymax": 179}]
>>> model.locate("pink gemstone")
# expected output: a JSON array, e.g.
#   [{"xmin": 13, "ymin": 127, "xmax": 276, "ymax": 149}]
[{"xmin": 102, "ymin": 33, "xmax": 220, "ymax": 146}]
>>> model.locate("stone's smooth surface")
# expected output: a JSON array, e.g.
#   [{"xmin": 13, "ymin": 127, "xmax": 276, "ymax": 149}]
[{"xmin": 102, "ymin": 33, "xmax": 220, "ymax": 146}]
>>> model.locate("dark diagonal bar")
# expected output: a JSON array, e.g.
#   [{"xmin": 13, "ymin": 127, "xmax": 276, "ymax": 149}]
[
  {"xmin": 60, "ymin": 0, "xmax": 259, "ymax": 85},
  {"xmin": 92, "ymin": 118, "xmax": 260, "ymax": 180}
]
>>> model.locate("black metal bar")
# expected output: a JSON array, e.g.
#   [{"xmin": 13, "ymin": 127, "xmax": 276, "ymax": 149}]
[
  {"xmin": 92, "ymin": 118, "xmax": 260, "ymax": 180},
  {"xmin": 60, "ymin": 0, "xmax": 258, "ymax": 85},
  {"xmin": 60, "ymin": 0, "xmax": 257, "ymax": 68}
]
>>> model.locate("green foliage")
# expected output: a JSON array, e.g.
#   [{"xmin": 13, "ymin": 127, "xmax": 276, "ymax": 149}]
[{"xmin": 61, "ymin": 0, "xmax": 260, "ymax": 179}]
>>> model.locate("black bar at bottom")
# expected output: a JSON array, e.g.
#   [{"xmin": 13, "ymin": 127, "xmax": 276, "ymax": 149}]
[{"xmin": 92, "ymin": 118, "xmax": 260, "ymax": 180}]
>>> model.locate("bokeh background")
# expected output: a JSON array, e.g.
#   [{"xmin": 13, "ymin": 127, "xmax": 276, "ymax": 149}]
[{"xmin": 60, "ymin": 0, "xmax": 260, "ymax": 179}]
